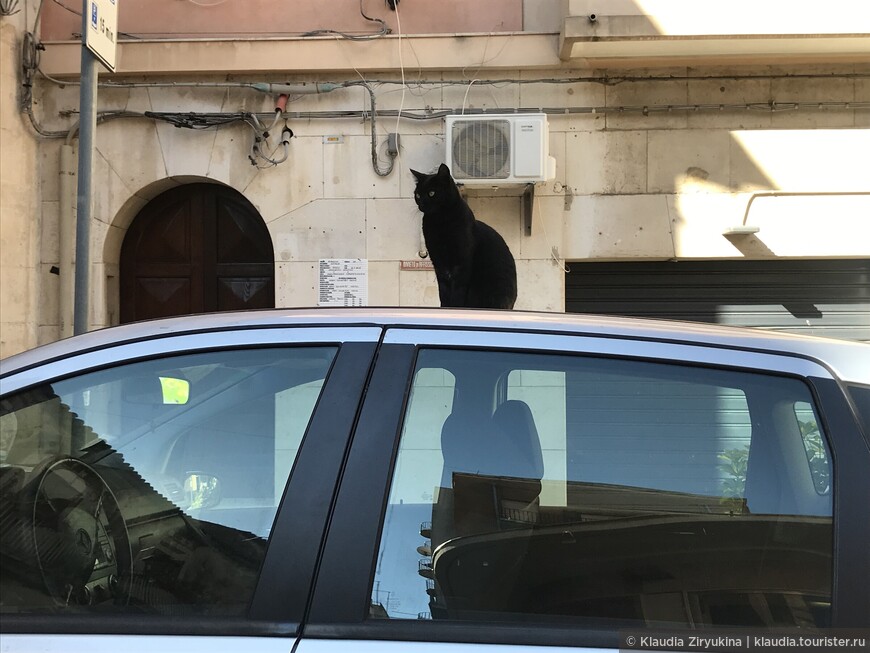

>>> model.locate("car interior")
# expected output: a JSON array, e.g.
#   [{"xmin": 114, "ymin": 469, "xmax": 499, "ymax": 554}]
[{"xmin": 376, "ymin": 349, "xmax": 834, "ymax": 628}]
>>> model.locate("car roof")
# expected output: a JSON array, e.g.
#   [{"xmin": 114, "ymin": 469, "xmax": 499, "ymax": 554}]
[{"xmin": 2, "ymin": 308, "xmax": 868, "ymax": 384}]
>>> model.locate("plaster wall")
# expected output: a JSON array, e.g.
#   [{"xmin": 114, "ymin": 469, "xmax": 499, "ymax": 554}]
[
  {"xmin": 0, "ymin": 4, "xmax": 41, "ymax": 358},
  {"xmin": 18, "ymin": 64, "xmax": 870, "ymax": 351},
  {"xmin": 39, "ymin": 0, "xmax": 524, "ymax": 41}
]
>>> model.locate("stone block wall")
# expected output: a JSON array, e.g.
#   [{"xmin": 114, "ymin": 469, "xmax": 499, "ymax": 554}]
[{"xmin": 14, "ymin": 63, "xmax": 870, "ymax": 352}]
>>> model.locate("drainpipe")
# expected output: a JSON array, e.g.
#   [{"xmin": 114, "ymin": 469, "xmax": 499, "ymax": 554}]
[{"xmin": 59, "ymin": 143, "xmax": 76, "ymax": 338}]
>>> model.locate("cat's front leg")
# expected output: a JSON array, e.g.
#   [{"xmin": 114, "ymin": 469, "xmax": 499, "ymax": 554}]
[
  {"xmin": 445, "ymin": 269, "xmax": 470, "ymax": 307},
  {"xmin": 434, "ymin": 270, "xmax": 452, "ymax": 307},
  {"xmin": 447, "ymin": 285, "xmax": 470, "ymax": 307}
]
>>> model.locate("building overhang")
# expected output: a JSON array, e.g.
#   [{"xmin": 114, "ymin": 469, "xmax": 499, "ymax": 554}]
[
  {"xmin": 560, "ymin": 1, "xmax": 870, "ymax": 65},
  {"xmin": 39, "ymin": 34, "xmax": 564, "ymax": 78},
  {"xmin": 561, "ymin": 17, "xmax": 870, "ymax": 64}
]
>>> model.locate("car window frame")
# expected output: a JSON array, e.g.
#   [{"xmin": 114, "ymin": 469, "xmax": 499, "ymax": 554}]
[
  {"xmin": 306, "ymin": 327, "xmax": 870, "ymax": 648},
  {"xmin": 0, "ymin": 326, "xmax": 382, "ymax": 638}
]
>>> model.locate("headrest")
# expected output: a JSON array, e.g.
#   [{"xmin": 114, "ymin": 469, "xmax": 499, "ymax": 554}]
[
  {"xmin": 440, "ymin": 400, "xmax": 544, "ymax": 484},
  {"xmin": 491, "ymin": 400, "xmax": 544, "ymax": 480}
]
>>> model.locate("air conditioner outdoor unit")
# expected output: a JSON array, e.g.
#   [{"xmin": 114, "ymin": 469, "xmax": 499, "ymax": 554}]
[{"xmin": 446, "ymin": 113, "xmax": 556, "ymax": 186}]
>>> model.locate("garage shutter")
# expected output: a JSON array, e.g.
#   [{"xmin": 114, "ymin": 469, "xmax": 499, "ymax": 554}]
[{"xmin": 565, "ymin": 259, "xmax": 870, "ymax": 342}]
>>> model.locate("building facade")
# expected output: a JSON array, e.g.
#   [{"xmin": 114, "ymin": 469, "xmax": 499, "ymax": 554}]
[{"xmin": 1, "ymin": 0, "xmax": 869, "ymax": 357}]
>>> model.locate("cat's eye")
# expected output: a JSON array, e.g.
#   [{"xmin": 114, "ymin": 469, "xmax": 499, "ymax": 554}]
[
  {"xmin": 414, "ymin": 193, "xmax": 420, "ymax": 199},
  {"xmin": 428, "ymin": 191, "xmax": 435, "ymax": 197}
]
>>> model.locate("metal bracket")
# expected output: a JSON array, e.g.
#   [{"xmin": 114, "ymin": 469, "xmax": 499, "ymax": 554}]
[
  {"xmin": 522, "ymin": 184, "xmax": 535, "ymax": 236},
  {"xmin": 458, "ymin": 183, "xmax": 536, "ymax": 236}
]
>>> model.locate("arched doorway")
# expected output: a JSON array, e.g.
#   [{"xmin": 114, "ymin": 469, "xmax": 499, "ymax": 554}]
[{"xmin": 120, "ymin": 183, "xmax": 274, "ymax": 323}]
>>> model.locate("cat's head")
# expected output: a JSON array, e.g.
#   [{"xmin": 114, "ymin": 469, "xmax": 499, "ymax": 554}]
[{"xmin": 410, "ymin": 163, "xmax": 461, "ymax": 212}]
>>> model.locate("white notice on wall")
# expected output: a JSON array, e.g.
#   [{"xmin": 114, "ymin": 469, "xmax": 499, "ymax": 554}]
[{"xmin": 318, "ymin": 259, "xmax": 368, "ymax": 307}]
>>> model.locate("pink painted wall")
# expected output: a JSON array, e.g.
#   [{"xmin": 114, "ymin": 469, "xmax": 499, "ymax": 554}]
[{"xmin": 41, "ymin": 0, "xmax": 523, "ymax": 41}]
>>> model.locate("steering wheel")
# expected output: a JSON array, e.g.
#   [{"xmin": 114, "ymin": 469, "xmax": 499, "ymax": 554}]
[{"xmin": 30, "ymin": 458, "xmax": 132, "ymax": 606}]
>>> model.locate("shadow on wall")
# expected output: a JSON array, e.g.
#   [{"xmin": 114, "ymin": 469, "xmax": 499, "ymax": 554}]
[{"xmin": 671, "ymin": 129, "xmax": 870, "ymax": 260}]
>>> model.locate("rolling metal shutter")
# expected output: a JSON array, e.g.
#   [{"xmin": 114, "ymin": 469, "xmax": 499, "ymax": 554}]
[{"xmin": 565, "ymin": 259, "xmax": 870, "ymax": 342}]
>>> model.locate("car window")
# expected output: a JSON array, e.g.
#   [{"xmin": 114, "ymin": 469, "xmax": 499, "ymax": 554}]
[
  {"xmin": 0, "ymin": 346, "xmax": 336, "ymax": 616},
  {"xmin": 373, "ymin": 349, "xmax": 833, "ymax": 628}
]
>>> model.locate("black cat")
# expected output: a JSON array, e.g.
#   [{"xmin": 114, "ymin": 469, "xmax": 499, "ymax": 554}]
[{"xmin": 411, "ymin": 164, "xmax": 517, "ymax": 309}]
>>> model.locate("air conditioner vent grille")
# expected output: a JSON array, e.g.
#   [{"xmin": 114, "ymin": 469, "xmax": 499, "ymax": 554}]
[{"xmin": 451, "ymin": 119, "xmax": 511, "ymax": 180}]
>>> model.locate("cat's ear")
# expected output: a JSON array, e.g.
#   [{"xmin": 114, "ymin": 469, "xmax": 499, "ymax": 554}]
[
  {"xmin": 437, "ymin": 163, "xmax": 451, "ymax": 178},
  {"xmin": 410, "ymin": 169, "xmax": 426, "ymax": 182}
]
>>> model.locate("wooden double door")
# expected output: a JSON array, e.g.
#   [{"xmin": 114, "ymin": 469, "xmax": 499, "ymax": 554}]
[{"xmin": 121, "ymin": 184, "xmax": 274, "ymax": 323}]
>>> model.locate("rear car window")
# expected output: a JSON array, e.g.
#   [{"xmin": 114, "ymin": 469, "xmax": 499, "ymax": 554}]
[
  {"xmin": 373, "ymin": 349, "xmax": 833, "ymax": 628},
  {"xmin": 0, "ymin": 346, "xmax": 336, "ymax": 616}
]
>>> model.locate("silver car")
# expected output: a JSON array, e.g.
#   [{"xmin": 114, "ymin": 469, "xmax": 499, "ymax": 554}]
[{"xmin": 2, "ymin": 308, "xmax": 869, "ymax": 652}]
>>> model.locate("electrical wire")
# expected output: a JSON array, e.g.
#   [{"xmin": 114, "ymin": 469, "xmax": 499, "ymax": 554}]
[
  {"xmin": 145, "ymin": 110, "xmax": 273, "ymax": 161},
  {"xmin": 535, "ymin": 194, "xmax": 568, "ymax": 273},
  {"xmin": 250, "ymin": 139, "xmax": 288, "ymax": 168},
  {"xmin": 462, "ymin": 32, "xmax": 515, "ymax": 82},
  {"xmin": 330, "ymin": 38, "xmax": 388, "ymax": 175},
  {"xmin": 391, "ymin": 0, "xmax": 406, "ymax": 175},
  {"xmin": 342, "ymin": 72, "xmax": 870, "ymax": 87},
  {"xmin": 394, "ymin": 0, "xmax": 405, "ymax": 136},
  {"xmin": 41, "ymin": 0, "xmax": 139, "ymax": 39},
  {"xmin": 23, "ymin": 0, "xmax": 870, "ymax": 174},
  {"xmin": 461, "ymin": 80, "xmax": 477, "ymax": 115},
  {"xmin": 22, "ymin": 97, "xmax": 870, "ymax": 166},
  {"xmin": 144, "ymin": 111, "xmax": 251, "ymax": 129},
  {"xmin": 20, "ymin": 45, "xmax": 869, "ymax": 165},
  {"xmin": 33, "ymin": 0, "xmax": 46, "ymax": 31},
  {"xmin": 248, "ymin": 110, "xmax": 294, "ymax": 168},
  {"xmin": 142, "ymin": 104, "xmax": 295, "ymax": 169},
  {"xmin": 70, "ymin": 99, "xmax": 856, "ymax": 144},
  {"xmin": 301, "ymin": 0, "xmax": 389, "ymax": 41},
  {"xmin": 19, "ymin": 30, "xmax": 53, "ymax": 136},
  {"xmin": 17, "ymin": 0, "xmax": 870, "ymax": 174},
  {"xmin": 342, "ymin": 81, "xmax": 396, "ymax": 176},
  {"xmin": 57, "ymin": 100, "xmax": 868, "ymax": 128},
  {"xmin": 0, "ymin": 0, "xmax": 20, "ymax": 17},
  {"xmin": 49, "ymin": 0, "xmax": 78, "ymax": 18},
  {"xmin": 32, "ymin": 73, "xmax": 870, "ymax": 93}
]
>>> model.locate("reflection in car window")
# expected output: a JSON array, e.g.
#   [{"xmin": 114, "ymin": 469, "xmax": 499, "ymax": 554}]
[
  {"xmin": 373, "ymin": 349, "xmax": 833, "ymax": 628},
  {"xmin": 794, "ymin": 401, "xmax": 832, "ymax": 495},
  {"xmin": 0, "ymin": 346, "xmax": 336, "ymax": 615}
]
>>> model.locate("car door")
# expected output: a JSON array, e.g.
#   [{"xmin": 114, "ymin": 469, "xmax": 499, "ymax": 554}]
[
  {"xmin": 0, "ymin": 326, "xmax": 381, "ymax": 652},
  {"xmin": 302, "ymin": 327, "xmax": 870, "ymax": 652}
]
